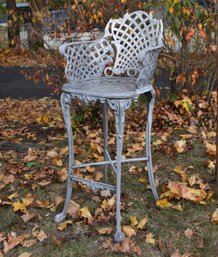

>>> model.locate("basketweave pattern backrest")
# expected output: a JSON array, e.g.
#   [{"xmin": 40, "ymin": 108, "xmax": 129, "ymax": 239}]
[
  {"xmin": 104, "ymin": 11, "xmax": 163, "ymax": 77},
  {"xmin": 63, "ymin": 11, "xmax": 162, "ymax": 82}
]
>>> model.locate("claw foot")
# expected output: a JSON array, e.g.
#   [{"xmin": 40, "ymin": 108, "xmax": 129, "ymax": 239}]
[
  {"xmin": 114, "ymin": 231, "xmax": 125, "ymax": 243},
  {"xmin": 54, "ymin": 213, "xmax": 67, "ymax": 223}
]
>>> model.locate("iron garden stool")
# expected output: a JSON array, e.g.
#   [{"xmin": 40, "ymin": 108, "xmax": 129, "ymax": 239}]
[{"xmin": 54, "ymin": 11, "xmax": 163, "ymax": 243}]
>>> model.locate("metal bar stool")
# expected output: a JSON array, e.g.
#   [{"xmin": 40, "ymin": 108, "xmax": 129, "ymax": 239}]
[{"xmin": 54, "ymin": 11, "xmax": 163, "ymax": 243}]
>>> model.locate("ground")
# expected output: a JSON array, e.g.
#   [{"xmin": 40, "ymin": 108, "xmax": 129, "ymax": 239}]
[{"xmin": 0, "ymin": 92, "xmax": 217, "ymax": 257}]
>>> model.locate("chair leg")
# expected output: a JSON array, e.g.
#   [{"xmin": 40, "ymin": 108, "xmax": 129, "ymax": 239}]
[
  {"xmin": 109, "ymin": 100, "xmax": 131, "ymax": 243},
  {"xmin": 103, "ymin": 102, "xmax": 109, "ymax": 183},
  {"xmin": 55, "ymin": 93, "xmax": 74, "ymax": 223},
  {"xmin": 146, "ymin": 89, "xmax": 158, "ymax": 200}
]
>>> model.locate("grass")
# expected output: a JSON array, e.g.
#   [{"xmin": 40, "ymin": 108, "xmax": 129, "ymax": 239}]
[{"xmin": 0, "ymin": 98, "xmax": 217, "ymax": 257}]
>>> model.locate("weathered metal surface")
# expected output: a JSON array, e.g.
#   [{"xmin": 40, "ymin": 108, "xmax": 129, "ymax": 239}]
[{"xmin": 55, "ymin": 11, "xmax": 163, "ymax": 243}]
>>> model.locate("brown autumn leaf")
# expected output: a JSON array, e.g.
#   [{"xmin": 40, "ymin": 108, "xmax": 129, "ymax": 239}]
[
  {"xmin": 54, "ymin": 196, "xmax": 64, "ymax": 207},
  {"xmin": 175, "ymin": 140, "xmax": 186, "ymax": 153},
  {"xmin": 57, "ymin": 220, "xmax": 73, "ymax": 231},
  {"xmin": 51, "ymin": 234, "xmax": 62, "ymax": 247},
  {"xmin": 100, "ymin": 190, "xmax": 111, "ymax": 197},
  {"xmin": 112, "ymin": 238, "xmax": 131, "ymax": 254},
  {"xmin": 47, "ymin": 150, "xmax": 58, "ymax": 158},
  {"xmin": 86, "ymin": 166, "xmax": 95, "ymax": 173},
  {"xmin": 21, "ymin": 212, "xmax": 38, "ymax": 223},
  {"xmin": 145, "ymin": 232, "xmax": 155, "ymax": 244},
  {"xmin": 211, "ymin": 209, "xmax": 218, "ymax": 224},
  {"xmin": 205, "ymin": 142, "xmax": 216, "ymax": 156},
  {"xmin": 98, "ymin": 227, "xmax": 113, "ymax": 235},
  {"xmin": 3, "ymin": 234, "xmax": 26, "ymax": 254},
  {"xmin": 32, "ymin": 228, "xmax": 47, "ymax": 242},
  {"xmin": 173, "ymin": 165, "xmax": 187, "ymax": 181},
  {"xmin": 171, "ymin": 203, "xmax": 183, "ymax": 212},
  {"xmin": 95, "ymin": 171, "xmax": 103, "ymax": 181},
  {"xmin": 21, "ymin": 239, "xmax": 37, "ymax": 248},
  {"xmin": 67, "ymin": 200, "xmax": 80, "ymax": 217},
  {"xmin": 185, "ymin": 29, "xmax": 195, "ymax": 42},
  {"xmin": 184, "ymin": 228, "xmax": 193, "ymax": 239},
  {"xmin": 165, "ymin": 181, "xmax": 208, "ymax": 203},
  {"xmin": 122, "ymin": 226, "xmax": 136, "ymax": 239},
  {"xmin": 176, "ymin": 74, "xmax": 186, "ymax": 84},
  {"xmin": 0, "ymin": 174, "xmax": 15, "ymax": 190}
]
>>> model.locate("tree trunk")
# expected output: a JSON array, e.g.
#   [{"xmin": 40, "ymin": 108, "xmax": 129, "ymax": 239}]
[
  {"xmin": 29, "ymin": 0, "xmax": 43, "ymax": 48},
  {"xmin": 216, "ymin": 62, "xmax": 218, "ymax": 197},
  {"xmin": 6, "ymin": 0, "xmax": 20, "ymax": 48}
]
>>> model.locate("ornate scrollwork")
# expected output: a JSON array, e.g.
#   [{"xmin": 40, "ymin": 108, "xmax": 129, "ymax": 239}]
[{"xmin": 60, "ymin": 11, "xmax": 163, "ymax": 89}]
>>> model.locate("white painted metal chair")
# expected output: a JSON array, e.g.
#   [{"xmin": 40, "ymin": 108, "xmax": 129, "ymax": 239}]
[{"xmin": 55, "ymin": 11, "xmax": 163, "ymax": 243}]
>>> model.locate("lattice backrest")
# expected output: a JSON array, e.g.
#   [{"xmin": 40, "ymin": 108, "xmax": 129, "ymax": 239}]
[
  {"xmin": 60, "ymin": 11, "xmax": 162, "ymax": 82},
  {"xmin": 104, "ymin": 11, "xmax": 163, "ymax": 76}
]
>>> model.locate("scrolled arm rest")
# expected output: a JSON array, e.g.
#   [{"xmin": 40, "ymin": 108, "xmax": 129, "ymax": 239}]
[
  {"xmin": 138, "ymin": 44, "xmax": 163, "ymax": 64},
  {"xmin": 136, "ymin": 45, "xmax": 162, "ymax": 90},
  {"xmin": 59, "ymin": 37, "xmax": 114, "ymax": 81}
]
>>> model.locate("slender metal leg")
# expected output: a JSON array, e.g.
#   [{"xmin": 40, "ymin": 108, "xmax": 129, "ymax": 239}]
[
  {"xmin": 103, "ymin": 102, "xmax": 109, "ymax": 183},
  {"xmin": 54, "ymin": 93, "xmax": 74, "ymax": 223},
  {"xmin": 108, "ymin": 99, "xmax": 131, "ymax": 243},
  {"xmin": 146, "ymin": 89, "xmax": 158, "ymax": 200}
]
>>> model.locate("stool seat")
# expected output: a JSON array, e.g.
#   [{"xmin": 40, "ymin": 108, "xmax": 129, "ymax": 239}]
[{"xmin": 62, "ymin": 77, "xmax": 153, "ymax": 99}]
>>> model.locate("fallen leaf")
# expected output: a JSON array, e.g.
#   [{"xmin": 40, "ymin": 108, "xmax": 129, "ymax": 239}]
[
  {"xmin": 3, "ymin": 234, "xmax": 26, "ymax": 254},
  {"xmin": 47, "ymin": 150, "xmax": 58, "ymax": 158},
  {"xmin": 32, "ymin": 228, "xmax": 47, "ymax": 242},
  {"xmin": 51, "ymin": 234, "xmax": 61, "ymax": 247},
  {"xmin": 184, "ymin": 228, "xmax": 193, "ymax": 239},
  {"xmin": 206, "ymin": 131, "xmax": 216, "ymax": 138},
  {"xmin": 21, "ymin": 213, "xmax": 38, "ymax": 223},
  {"xmin": 100, "ymin": 190, "xmax": 111, "ymax": 197},
  {"xmin": 211, "ymin": 209, "xmax": 218, "ymax": 224},
  {"xmin": 55, "ymin": 158, "xmax": 63, "ymax": 166},
  {"xmin": 86, "ymin": 166, "xmax": 95, "ymax": 173},
  {"xmin": 171, "ymin": 203, "xmax": 183, "ymax": 212},
  {"xmin": 54, "ymin": 196, "xmax": 64, "ymax": 207},
  {"xmin": 21, "ymin": 239, "xmax": 37, "ymax": 248},
  {"xmin": 112, "ymin": 238, "xmax": 131, "ymax": 253},
  {"xmin": 175, "ymin": 140, "xmax": 186, "ymax": 153},
  {"xmin": 12, "ymin": 201, "xmax": 27, "ymax": 213},
  {"xmin": 79, "ymin": 207, "xmax": 93, "ymax": 224},
  {"xmin": 137, "ymin": 216, "xmax": 148, "ymax": 229},
  {"xmin": 95, "ymin": 171, "xmax": 103, "ymax": 181},
  {"xmin": 130, "ymin": 216, "xmax": 138, "ymax": 227},
  {"xmin": 122, "ymin": 226, "xmax": 136, "ymax": 239},
  {"xmin": 205, "ymin": 142, "xmax": 216, "ymax": 156},
  {"xmin": 67, "ymin": 200, "xmax": 80, "ymax": 217},
  {"xmin": 156, "ymin": 198, "xmax": 173, "ymax": 209},
  {"xmin": 173, "ymin": 165, "xmax": 187, "ymax": 181},
  {"xmin": 145, "ymin": 232, "xmax": 155, "ymax": 244},
  {"xmin": 57, "ymin": 220, "xmax": 73, "ymax": 231},
  {"xmin": 98, "ymin": 227, "xmax": 113, "ymax": 235}
]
